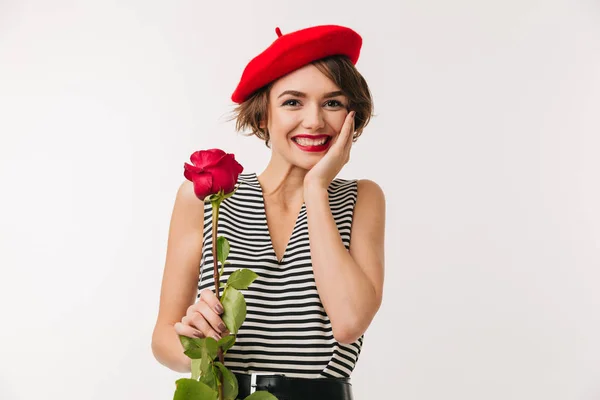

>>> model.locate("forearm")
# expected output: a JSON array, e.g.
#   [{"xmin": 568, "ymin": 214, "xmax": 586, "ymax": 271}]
[
  {"xmin": 151, "ymin": 324, "xmax": 192, "ymax": 373},
  {"xmin": 304, "ymin": 183, "xmax": 378, "ymax": 344}
]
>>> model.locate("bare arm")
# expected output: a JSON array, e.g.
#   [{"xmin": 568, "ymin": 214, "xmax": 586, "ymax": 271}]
[
  {"xmin": 151, "ymin": 180, "xmax": 204, "ymax": 373},
  {"xmin": 304, "ymin": 178, "xmax": 386, "ymax": 344}
]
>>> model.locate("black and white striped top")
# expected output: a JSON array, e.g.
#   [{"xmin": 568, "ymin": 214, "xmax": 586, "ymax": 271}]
[{"xmin": 197, "ymin": 172, "xmax": 363, "ymax": 378}]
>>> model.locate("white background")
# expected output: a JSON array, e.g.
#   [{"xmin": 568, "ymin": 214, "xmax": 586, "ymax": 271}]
[{"xmin": 1, "ymin": 1, "xmax": 599, "ymax": 399}]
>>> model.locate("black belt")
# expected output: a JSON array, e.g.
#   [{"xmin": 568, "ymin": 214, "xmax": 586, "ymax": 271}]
[{"xmin": 233, "ymin": 372, "xmax": 354, "ymax": 400}]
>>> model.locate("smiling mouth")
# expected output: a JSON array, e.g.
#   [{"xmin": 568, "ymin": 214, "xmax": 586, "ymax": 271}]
[{"xmin": 291, "ymin": 137, "xmax": 332, "ymax": 146}]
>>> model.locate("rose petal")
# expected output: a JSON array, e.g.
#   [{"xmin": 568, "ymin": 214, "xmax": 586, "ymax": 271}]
[
  {"xmin": 190, "ymin": 149, "xmax": 226, "ymax": 168},
  {"xmin": 227, "ymin": 154, "xmax": 244, "ymax": 175},
  {"xmin": 183, "ymin": 167, "xmax": 195, "ymax": 183},
  {"xmin": 185, "ymin": 149, "xmax": 244, "ymax": 198},
  {"xmin": 208, "ymin": 154, "xmax": 244, "ymax": 193},
  {"xmin": 183, "ymin": 162, "xmax": 204, "ymax": 174},
  {"xmin": 189, "ymin": 173, "xmax": 213, "ymax": 200}
]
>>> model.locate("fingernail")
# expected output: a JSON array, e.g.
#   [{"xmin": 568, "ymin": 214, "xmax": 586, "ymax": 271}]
[
  {"xmin": 215, "ymin": 304, "xmax": 224, "ymax": 314},
  {"xmin": 212, "ymin": 333, "xmax": 221, "ymax": 341},
  {"xmin": 218, "ymin": 322, "xmax": 227, "ymax": 332}
]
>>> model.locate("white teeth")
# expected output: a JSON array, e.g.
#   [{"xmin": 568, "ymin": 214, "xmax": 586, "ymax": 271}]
[{"xmin": 293, "ymin": 137, "xmax": 328, "ymax": 146}]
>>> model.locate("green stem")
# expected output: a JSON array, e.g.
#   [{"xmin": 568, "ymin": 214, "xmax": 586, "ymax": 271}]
[
  {"xmin": 212, "ymin": 198, "xmax": 222, "ymax": 298},
  {"xmin": 211, "ymin": 194, "xmax": 225, "ymax": 400}
]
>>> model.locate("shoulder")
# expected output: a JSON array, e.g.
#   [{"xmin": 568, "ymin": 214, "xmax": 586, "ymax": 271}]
[
  {"xmin": 173, "ymin": 180, "xmax": 207, "ymax": 220},
  {"xmin": 356, "ymin": 179, "xmax": 386, "ymax": 209},
  {"xmin": 177, "ymin": 179, "xmax": 200, "ymax": 202}
]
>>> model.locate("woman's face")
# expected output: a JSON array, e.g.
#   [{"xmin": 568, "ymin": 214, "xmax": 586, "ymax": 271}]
[{"xmin": 262, "ymin": 64, "xmax": 350, "ymax": 169}]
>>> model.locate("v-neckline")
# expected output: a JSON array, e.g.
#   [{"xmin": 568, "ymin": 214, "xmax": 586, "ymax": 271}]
[{"xmin": 252, "ymin": 172, "xmax": 305, "ymax": 264}]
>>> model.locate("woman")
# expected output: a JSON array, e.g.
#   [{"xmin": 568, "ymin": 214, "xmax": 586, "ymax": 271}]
[{"xmin": 152, "ymin": 24, "xmax": 386, "ymax": 400}]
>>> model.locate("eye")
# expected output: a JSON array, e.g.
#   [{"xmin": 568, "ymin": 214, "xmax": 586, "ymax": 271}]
[
  {"xmin": 325, "ymin": 100, "xmax": 344, "ymax": 108},
  {"xmin": 282, "ymin": 99, "xmax": 300, "ymax": 107},
  {"xmin": 281, "ymin": 99, "xmax": 345, "ymax": 108}
]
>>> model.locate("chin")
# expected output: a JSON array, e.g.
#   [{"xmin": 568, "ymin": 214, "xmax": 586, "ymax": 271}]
[{"xmin": 288, "ymin": 156, "xmax": 320, "ymax": 171}]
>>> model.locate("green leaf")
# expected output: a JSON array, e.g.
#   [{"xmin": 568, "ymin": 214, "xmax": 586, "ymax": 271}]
[
  {"xmin": 217, "ymin": 335, "xmax": 236, "ymax": 353},
  {"xmin": 243, "ymin": 391, "xmax": 278, "ymax": 400},
  {"xmin": 227, "ymin": 269, "xmax": 259, "ymax": 290},
  {"xmin": 217, "ymin": 236, "xmax": 230, "ymax": 265},
  {"xmin": 181, "ymin": 337, "xmax": 219, "ymax": 359},
  {"xmin": 179, "ymin": 335, "xmax": 199, "ymax": 352},
  {"xmin": 221, "ymin": 287, "xmax": 246, "ymax": 335},
  {"xmin": 214, "ymin": 362, "xmax": 239, "ymax": 400},
  {"xmin": 205, "ymin": 336, "xmax": 219, "ymax": 360},
  {"xmin": 200, "ymin": 350, "xmax": 210, "ymax": 377},
  {"xmin": 183, "ymin": 348, "xmax": 203, "ymax": 359},
  {"xmin": 199, "ymin": 364, "xmax": 219, "ymax": 392},
  {"xmin": 181, "ymin": 336, "xmax": 206, "ymax": 359},
  {"xmin": 182, "ymin": 336, "xmax": 208, "ymax": 349},
  {"xmin": 179, "ymin": 335, "xmax": 191, "ymax": 349},
  {"xmin": 173, "ymin": 378, "xmax": 218, "ymax": 400},
  {"xmin": 191, "ymin": 359, "xmax": 201, "ymax": 381}
]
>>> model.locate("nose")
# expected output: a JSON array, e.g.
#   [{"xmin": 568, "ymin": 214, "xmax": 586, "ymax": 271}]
[{"xmin": 301, "ymin": 102, "xmax": 325, "ymax": 131}]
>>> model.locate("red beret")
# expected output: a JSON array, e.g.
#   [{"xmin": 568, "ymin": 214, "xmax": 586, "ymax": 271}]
[{"xmin": 231, "ymin": 25, "xmax": 362, "ymax": 104}]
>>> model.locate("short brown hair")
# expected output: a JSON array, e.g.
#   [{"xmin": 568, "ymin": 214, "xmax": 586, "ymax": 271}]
[{"xmin": 228, "ymin": 55, "xmax": 374, "ymax": 149}]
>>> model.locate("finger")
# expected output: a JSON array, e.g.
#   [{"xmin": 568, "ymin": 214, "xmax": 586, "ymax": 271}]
[
  {"xmin": 186, "ymin": 300, "xmax": 226, "ymax": 335},
  {"xmin": 188, "ymin": 311, "xmax": 222, "ymax": 341},
  {"xmin": 345, "ymin": 116, "xmax": 355, "ymax": 149},
  {"xmin": 182, "ymin": 314, "xmax": 208, "ymax": 336},
  {"xmin": 341, "ymin": 111, "xmax": 355, "ymax": 152},
  {"xmin": 343, "ymin": 111, "xmax": 355, "ymax": 142},
  {"xmin": 197, "ymin": 301, "xmax": 228, "ymax": 335},
  {"xmin": 345, "ymin": 111, "xmax": 355, "ymax": 135},
  {"xmin": 199, "ymin": 288, "xmax": 225, "ymax": 315},
  {"xmin": 331, "ymin": 111, "xmax": 354, "ymax": 150},
  {"xmin": 175, "ymin": 320, "xmax": 204, "ymax": 338}
]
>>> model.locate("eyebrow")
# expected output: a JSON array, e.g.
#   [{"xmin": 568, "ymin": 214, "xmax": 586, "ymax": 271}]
[{"xmin": 277, "ymin": 90, "xmax": 345, "ymax": 99}]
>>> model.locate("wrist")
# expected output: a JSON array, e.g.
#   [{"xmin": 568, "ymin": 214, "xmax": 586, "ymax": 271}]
[
  {"xmin": 303, "ymin": 182, "xmax": 329, "ymax": 208},
  {"xmin": 303, "ymin": 179, "xmax": 328, "ymax": 193}
]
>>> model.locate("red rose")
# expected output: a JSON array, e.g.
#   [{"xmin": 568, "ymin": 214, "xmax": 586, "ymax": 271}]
[{"xmin": 183, "ymin": 149, "xmax": 244, "ymax": 200}]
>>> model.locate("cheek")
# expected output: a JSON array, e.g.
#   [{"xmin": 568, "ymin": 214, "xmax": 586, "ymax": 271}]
[
  {"xmin": 270, "ymin": 113, "xmax": 298, "ymax": 137},
  {"xmin": 331, "ymin": 115, "xmax": 347, "ymax": 133},
  {"xmin": 279, "ymin": 112, "xmax": 298, "ymax": 126}
]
